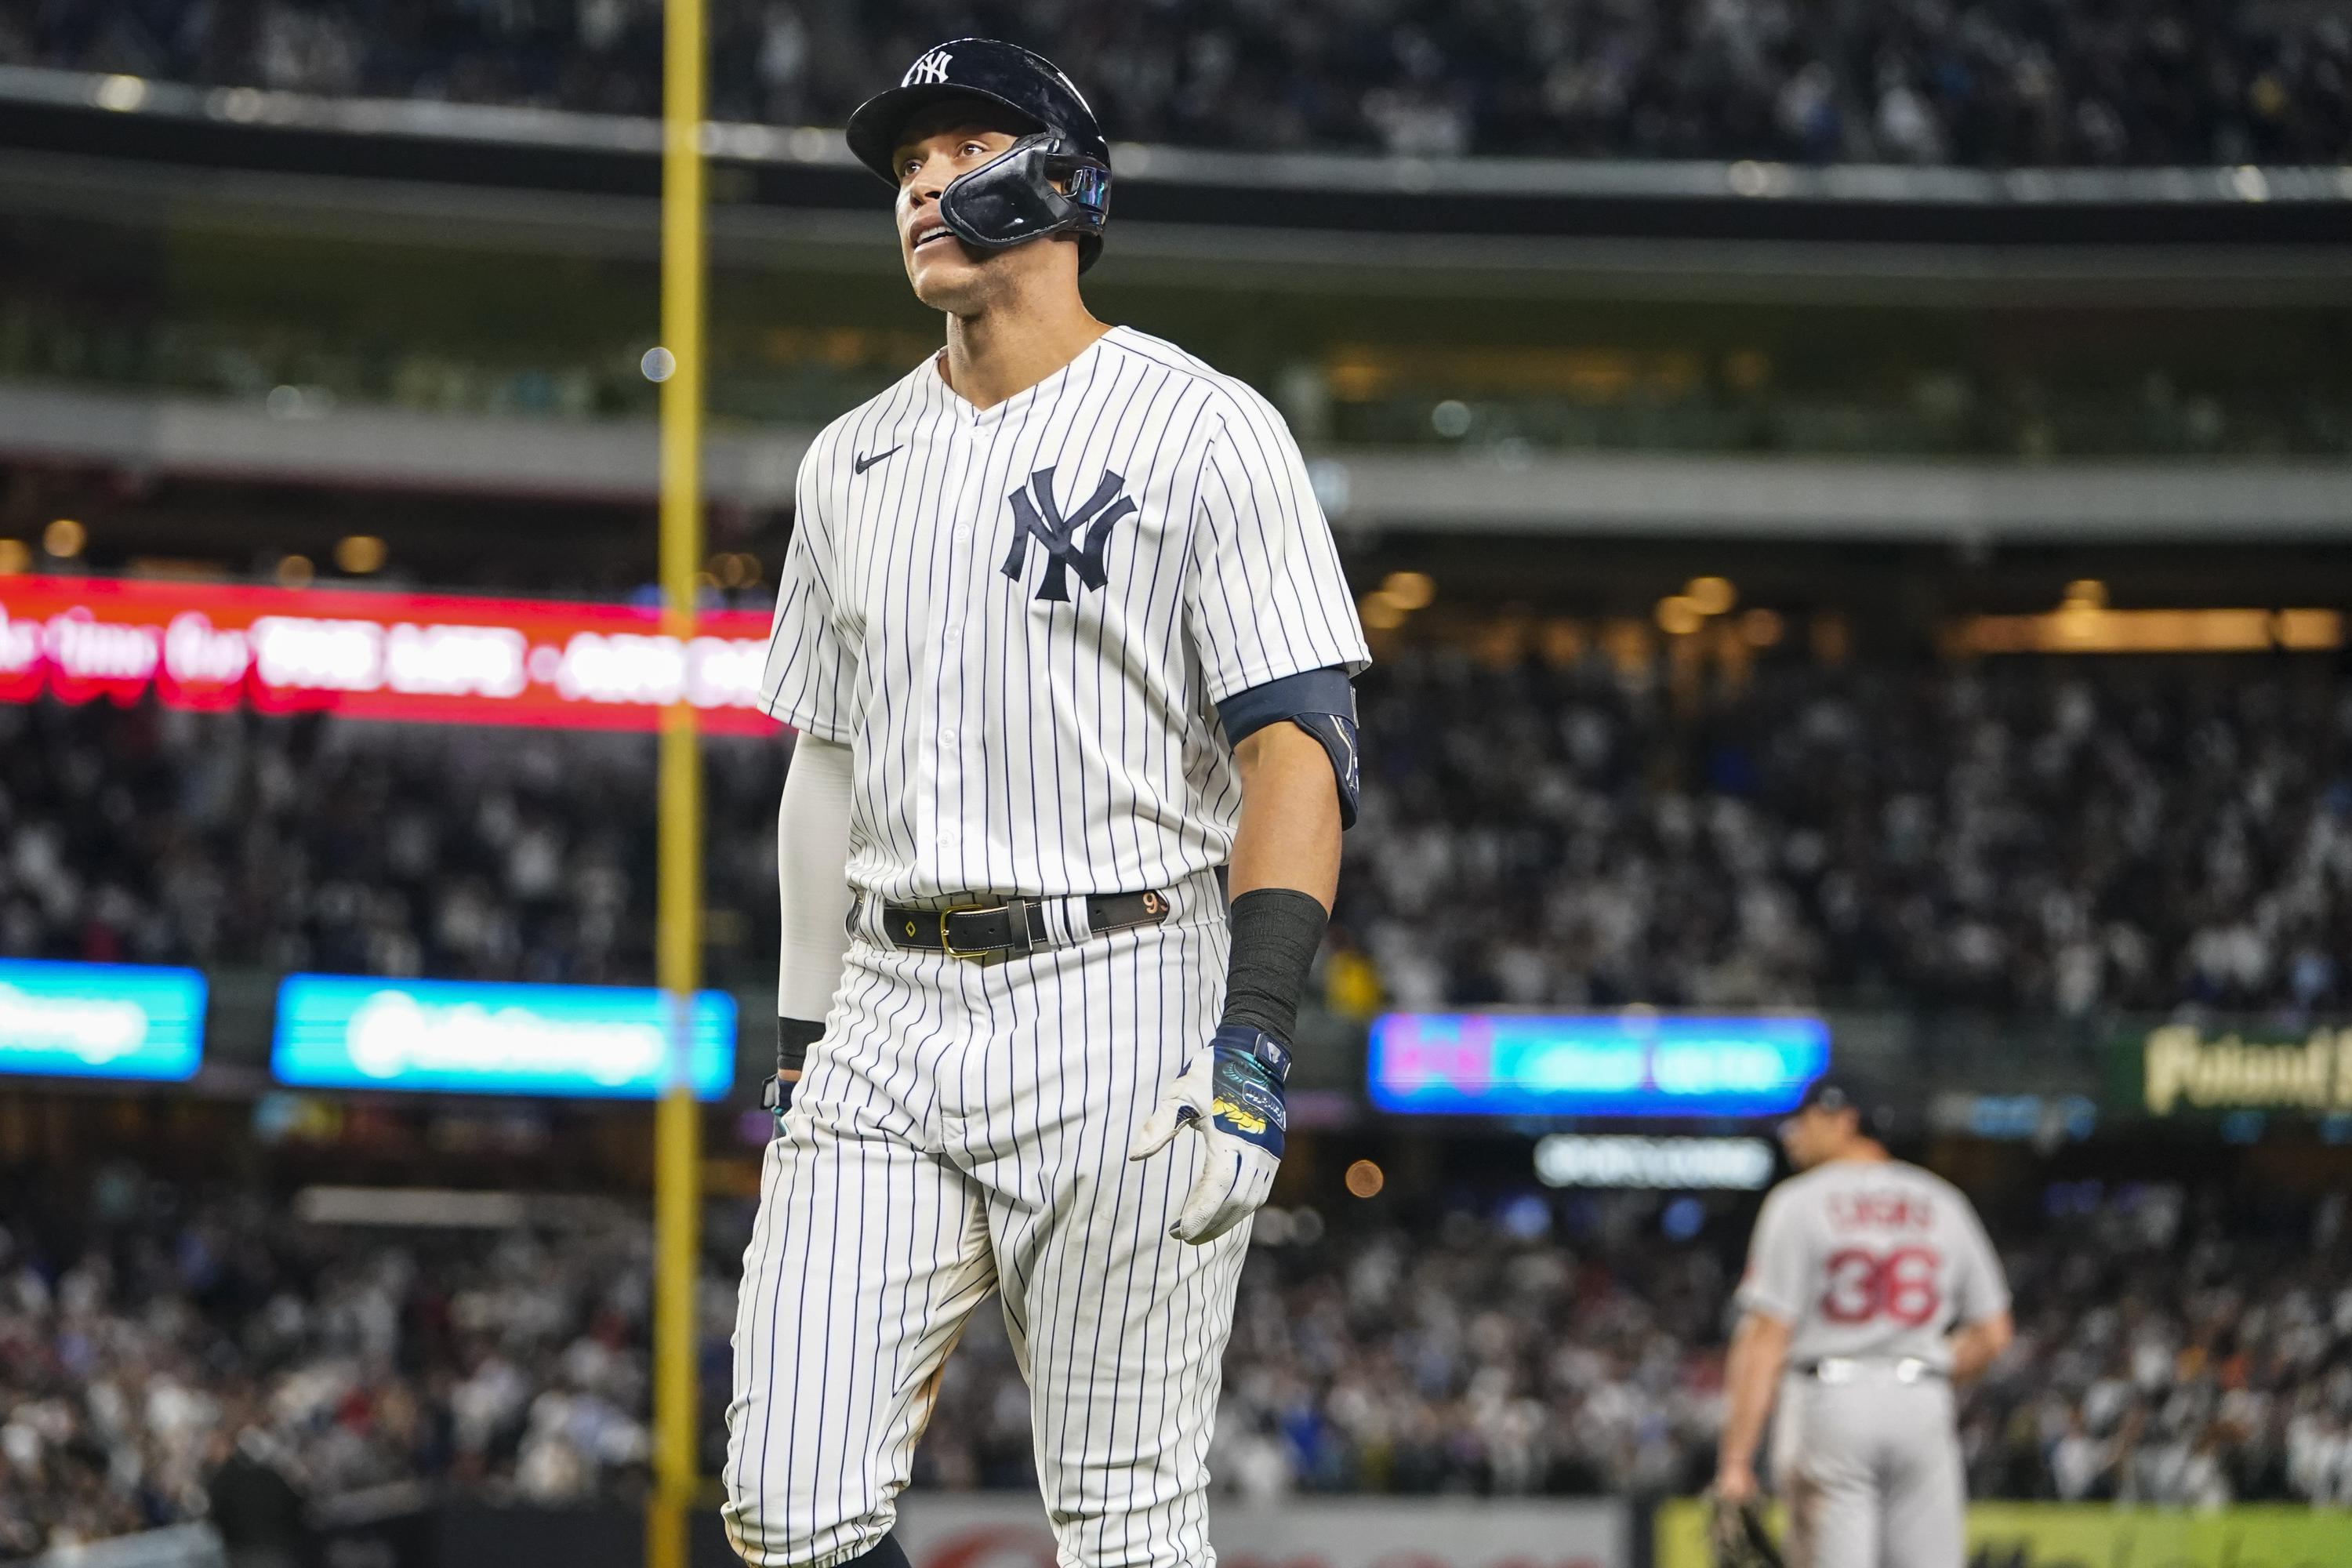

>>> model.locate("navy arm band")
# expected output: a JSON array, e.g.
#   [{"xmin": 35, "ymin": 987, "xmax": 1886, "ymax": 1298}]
[{"xmin": 1216, "ymin": 666, "xmax": 1361, "ymax": 829}]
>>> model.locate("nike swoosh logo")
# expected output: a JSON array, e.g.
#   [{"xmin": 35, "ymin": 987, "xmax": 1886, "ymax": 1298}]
[{"xmin": 853, "ymin": 445, "xmax": 902, "ymax": 475}]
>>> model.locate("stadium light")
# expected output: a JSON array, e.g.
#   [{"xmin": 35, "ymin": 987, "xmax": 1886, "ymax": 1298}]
[
  {"xmin": 333, "ymin": 535, "xmax": 387, "ymax": 575},
  {"xmin": 1381, "ymin": 570, "xmax": 1436, "ymax": 609},
  {"xmin": 42, "ymin": 518, "xmax": 84, "ymax": 558},
  {"xmin": 1655, "ymin": 594, "xmax": 1704, "ymax": 636},
  {"xmin": 1957, "ymin": 606, "xmax": 2343, "ymax": 654},
  {"xmin": 1684, "ymin": 575, "xmax": 1737, "ymax": 615}
]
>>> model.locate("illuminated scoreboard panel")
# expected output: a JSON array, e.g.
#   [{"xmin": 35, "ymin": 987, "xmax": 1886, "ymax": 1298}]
[
  {"xmin": 1369, "ymin": 1011, "xmax": 1830, "ymax": 1118},
  {"xmin": 272, "ymin": 975, "xmax": 738, "ymax": 1100},
  {"xmin": 0, "ymin": 958, "xmax": 207, "ymax": 1081}
]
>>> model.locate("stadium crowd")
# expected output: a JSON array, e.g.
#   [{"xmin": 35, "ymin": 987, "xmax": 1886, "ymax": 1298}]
[
  {"xmin": 1341, "ymin": 648, "xmax": 2352, "ymax": 1018},
  {"xmin": 3, "ymin": 652, "xmax": 2347, "ymax": 1016},
  {"xmin": 4, "ymin": 1178, "xmax": 2350, "ymax": 1555},
  {"xmin": 5, "ymin": 0, "xmax": 2350, "ymax": 166},
  {"xmin": 0, "ymin": 698, "xmax": 779, "ymax": 992}
]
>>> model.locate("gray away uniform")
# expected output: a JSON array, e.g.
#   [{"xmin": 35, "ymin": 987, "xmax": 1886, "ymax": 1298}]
[{"xmin": 1735, "ymin": 1159, "xmax": 2011, "ymax": 1568}]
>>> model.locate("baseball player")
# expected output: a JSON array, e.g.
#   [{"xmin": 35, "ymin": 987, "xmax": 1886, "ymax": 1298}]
[
  {"xmin": 1713, "ymin": 1081, "xmax": 2016, "ymax": 1568},
  {"xmin": 724, "ymin": 38, "xmax": 1368, "ymax": 1568}
]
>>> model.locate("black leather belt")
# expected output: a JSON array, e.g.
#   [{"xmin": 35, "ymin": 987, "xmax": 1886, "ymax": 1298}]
[{"xmin": 877, "ymin": 889, "xmax": 1172, "ymax": 960}]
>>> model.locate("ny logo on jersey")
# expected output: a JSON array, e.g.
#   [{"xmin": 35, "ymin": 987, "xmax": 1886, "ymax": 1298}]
[
  {"xmin": 1000, "ymin": 466, "xmax": 1137, "ymax": 603},
  {"xmin": 903, "ymin": 49, "xmax": 953, "ymax": 85}
]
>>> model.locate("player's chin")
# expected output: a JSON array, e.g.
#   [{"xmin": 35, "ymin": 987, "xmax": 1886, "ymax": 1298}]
[{"xmin": 907, "ymin": 240, "xmax": 997, "ymax": 303}]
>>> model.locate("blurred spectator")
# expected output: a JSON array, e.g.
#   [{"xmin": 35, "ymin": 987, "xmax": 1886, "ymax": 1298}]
[
  {"xmin": 2, "ymin": 0, "xmax": 2347, "ymax": 167},
  {"xmin": 1344, "ymin": 649, "xmax": 2352, "ymax": 1016},
  {"xmin": 0, "ymin": 701, "xmax": 784, "ymax": 987},
  {"xmin": 0, "ymin": 1183, "xmax": 664, "ymax": 1552},
  {"xmin": 3, "ymin": 1176, "xmax": 2348, "ymax": 1555},
  {"xmin": 204, "ymin": 1421, "xmax": 307, "ymax": 1568},
  {"xmin": 4, "ymin": 648, "xmax": 2349, "ymax": 1014}
]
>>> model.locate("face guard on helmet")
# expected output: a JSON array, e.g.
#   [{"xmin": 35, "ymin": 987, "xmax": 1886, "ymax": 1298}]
[
  {"xmin": 846, "ymin": 38, "xmax": 1113, "ymax": 274},
  {"xmin": 936, "ymin": 132, "xmax": 1109, "ymax": 256}
]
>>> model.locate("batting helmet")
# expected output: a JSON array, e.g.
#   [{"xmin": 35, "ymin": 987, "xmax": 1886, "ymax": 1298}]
[{"xmin": 845, "ymin": 39, "xmax": 1112, "ymax": 273}]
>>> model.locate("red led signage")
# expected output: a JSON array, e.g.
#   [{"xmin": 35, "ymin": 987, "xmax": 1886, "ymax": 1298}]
[{"xmin": 0, "ymin": 575, "xmax": 782, "ymax": 734}]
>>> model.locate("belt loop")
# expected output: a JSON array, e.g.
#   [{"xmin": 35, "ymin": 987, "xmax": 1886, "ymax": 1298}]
[
  {"xmin": 851, "ymin": 891, "xmax": 887, "ymax": 948},
  {"xmin": 1009, "ymin": 897, "xmax": 1040, "ymax": 956},
  {"xmin": 1044, "ymin": 895, "xmax": 1085, "ymax": 947}
]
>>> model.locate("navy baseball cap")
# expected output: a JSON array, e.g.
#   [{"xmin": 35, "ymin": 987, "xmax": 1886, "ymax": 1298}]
[
  {"xmin": 1794, "ymin": 1079, "xmax": 1857, "ymax": 1115},
  {"xmin": 1785, "ymin": 1076, "xmax": 1914, "ymax": 1145},
  {"xmin": 845, "ymin": 39, "xmax": 1110, "ymax": 187}
]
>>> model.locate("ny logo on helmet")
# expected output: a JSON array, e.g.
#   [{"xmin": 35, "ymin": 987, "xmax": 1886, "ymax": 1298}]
[
  {"xmin": 1000, "ymin": 466, "xmax": 1137, "ymax": 603},
  {"xmin": 903, "ymin": 49, "xmax": 953, "ymax": 86}
]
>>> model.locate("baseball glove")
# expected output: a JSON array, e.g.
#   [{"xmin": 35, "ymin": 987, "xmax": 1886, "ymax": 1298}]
[{"xmin": 1708, "ymin": 1493, "xmax": 1785, "ymax": 1568}]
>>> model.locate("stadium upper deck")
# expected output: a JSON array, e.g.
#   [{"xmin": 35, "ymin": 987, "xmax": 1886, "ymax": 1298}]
[{"xmin": 7, "ymin": 0, "xmax": 2350, "ymax": 166}]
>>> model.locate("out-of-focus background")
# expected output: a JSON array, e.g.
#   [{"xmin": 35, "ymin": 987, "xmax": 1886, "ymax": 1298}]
[{"xmin": 3, "ymin": 5, "xmax": 2352, "ymax": 1567}]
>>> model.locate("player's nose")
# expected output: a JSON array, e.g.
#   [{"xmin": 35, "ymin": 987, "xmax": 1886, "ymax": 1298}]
[
  {"xmin": 898, "ymin": 172, "xmax": 945, "ymax": 235},
  {"xmin": 903, "ymin": 154, "xmax": 950, "ymax": 205}
]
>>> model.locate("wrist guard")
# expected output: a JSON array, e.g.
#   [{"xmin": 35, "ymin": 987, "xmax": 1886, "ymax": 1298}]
[{"xmin": 1220, "ymin": 887, "xmax": 1328, "ymax": 1045}]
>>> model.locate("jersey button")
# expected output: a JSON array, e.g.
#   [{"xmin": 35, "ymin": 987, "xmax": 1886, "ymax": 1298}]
[
  {"xmin": 940, "ymin": 728, "xmax": 958, "ymax": 746},
  {"xmin": 952, "ymin": 522, "xmax": 972, "ymax": 540}
]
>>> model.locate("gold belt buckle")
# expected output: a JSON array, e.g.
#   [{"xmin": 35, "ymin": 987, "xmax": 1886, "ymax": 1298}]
[{"xmin": 938, "ymin": 902, "xmax": 1003, "ymax": 961}]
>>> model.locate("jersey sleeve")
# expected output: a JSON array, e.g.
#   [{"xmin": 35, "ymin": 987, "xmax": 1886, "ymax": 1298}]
[
  {"xmin": 1735, "ymin": 1189, "xmax": 1807, "ymax": 1325},
  {"xmin": 1948, "ymin": 1196, "xmax": 2013, "ymax": 1325},
  {"xmin": 758, "ymin": 452, "xmax": 859, "ymax": 745},
  {"xmin": 1185, "ymin": 390, "xmax": 1371, "ymax": 705}
]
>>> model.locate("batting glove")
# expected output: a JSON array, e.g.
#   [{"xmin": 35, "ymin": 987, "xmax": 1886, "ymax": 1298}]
[{"xmin": 1128, "ymin": 1024, "xmax": 1290, "ymax": 1244}]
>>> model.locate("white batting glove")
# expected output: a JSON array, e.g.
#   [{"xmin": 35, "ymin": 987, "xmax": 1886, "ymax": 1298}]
[{"xmin": 1127, "ymin": 1025, "xmax": 1290, "ymax": 1244}]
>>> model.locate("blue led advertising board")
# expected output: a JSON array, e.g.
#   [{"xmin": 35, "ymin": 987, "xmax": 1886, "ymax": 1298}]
[
  {"xmin": 272, "ymin": 975, "xmax": 736, "ymax": 1100},
  {"xmin": 0, "ymin": 958, "xmax": 206, "ymax": 1081},
  {"xmin": 1368, "ymin": 1011, "xmax": 1829, "ymax": 1117}
]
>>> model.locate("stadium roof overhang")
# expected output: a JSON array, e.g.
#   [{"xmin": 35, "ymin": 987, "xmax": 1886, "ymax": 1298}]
[{"xmin": 4, "ymin": 64, "xmax": 2350, "ymax": 307}]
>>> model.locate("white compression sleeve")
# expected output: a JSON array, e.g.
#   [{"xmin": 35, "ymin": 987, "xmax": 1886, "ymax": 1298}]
[{"xmin": 775, "ymin": 734, "xmax": 855, "ymax": 1023}]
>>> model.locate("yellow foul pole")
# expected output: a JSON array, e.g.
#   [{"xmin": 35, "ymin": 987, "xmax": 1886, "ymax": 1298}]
[{"xmin": 652, "ymin": 0, "xmax": 706, "ymax": 1565}]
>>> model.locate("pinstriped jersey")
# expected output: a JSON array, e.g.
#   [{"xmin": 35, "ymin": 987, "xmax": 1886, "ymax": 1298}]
[{"xmin": 758, "ymin": 325, "xmax": 1370, "ymax": 903}]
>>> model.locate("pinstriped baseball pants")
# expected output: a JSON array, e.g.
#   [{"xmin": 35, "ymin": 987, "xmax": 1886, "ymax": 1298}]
[{"xmin": 724, "ymin": 881, "xmax": 1246, "ymax": 1568}]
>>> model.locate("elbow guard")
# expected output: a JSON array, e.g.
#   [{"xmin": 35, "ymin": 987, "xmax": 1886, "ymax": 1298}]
[{"xmin": 1215, "ymin": 666, "xmax": 1361, "ymax": 829}]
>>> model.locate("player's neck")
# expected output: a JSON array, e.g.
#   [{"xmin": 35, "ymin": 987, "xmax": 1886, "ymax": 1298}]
[{"xmin": 939, "ymin": 289, "xmax": 1109, "ymax": 411}]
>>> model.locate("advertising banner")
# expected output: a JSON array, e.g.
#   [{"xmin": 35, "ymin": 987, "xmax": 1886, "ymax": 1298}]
[
  {"xmin": 271, "ymin": 975, "xmax": 736, "ymax": 1099},
  {"xmin": 2114, "ymin": 1021, "xmax": 2352, "ymax": 1117},
  {"xmin": 0, "ymin": 574, "xmax": 780, "ymax": 733},
  {"xmin": 895, "ymin": 1495, "xmax": 1629, "ymax": 1568},
  {"xmin": 0, "ymin": 958, "xmax": 206, "ymax": 1081},
  {"xmin": 1653, "ymin": 1498, "xmax": 2352, "ymax": 1568},
  {"xmin": 1370, "ymin": 1011, "xmax": 1828, "ymax": 1116},
  {"xmin": 1532, "ymin": 1134, "xmax": 1777, "ymax": 1189}
]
